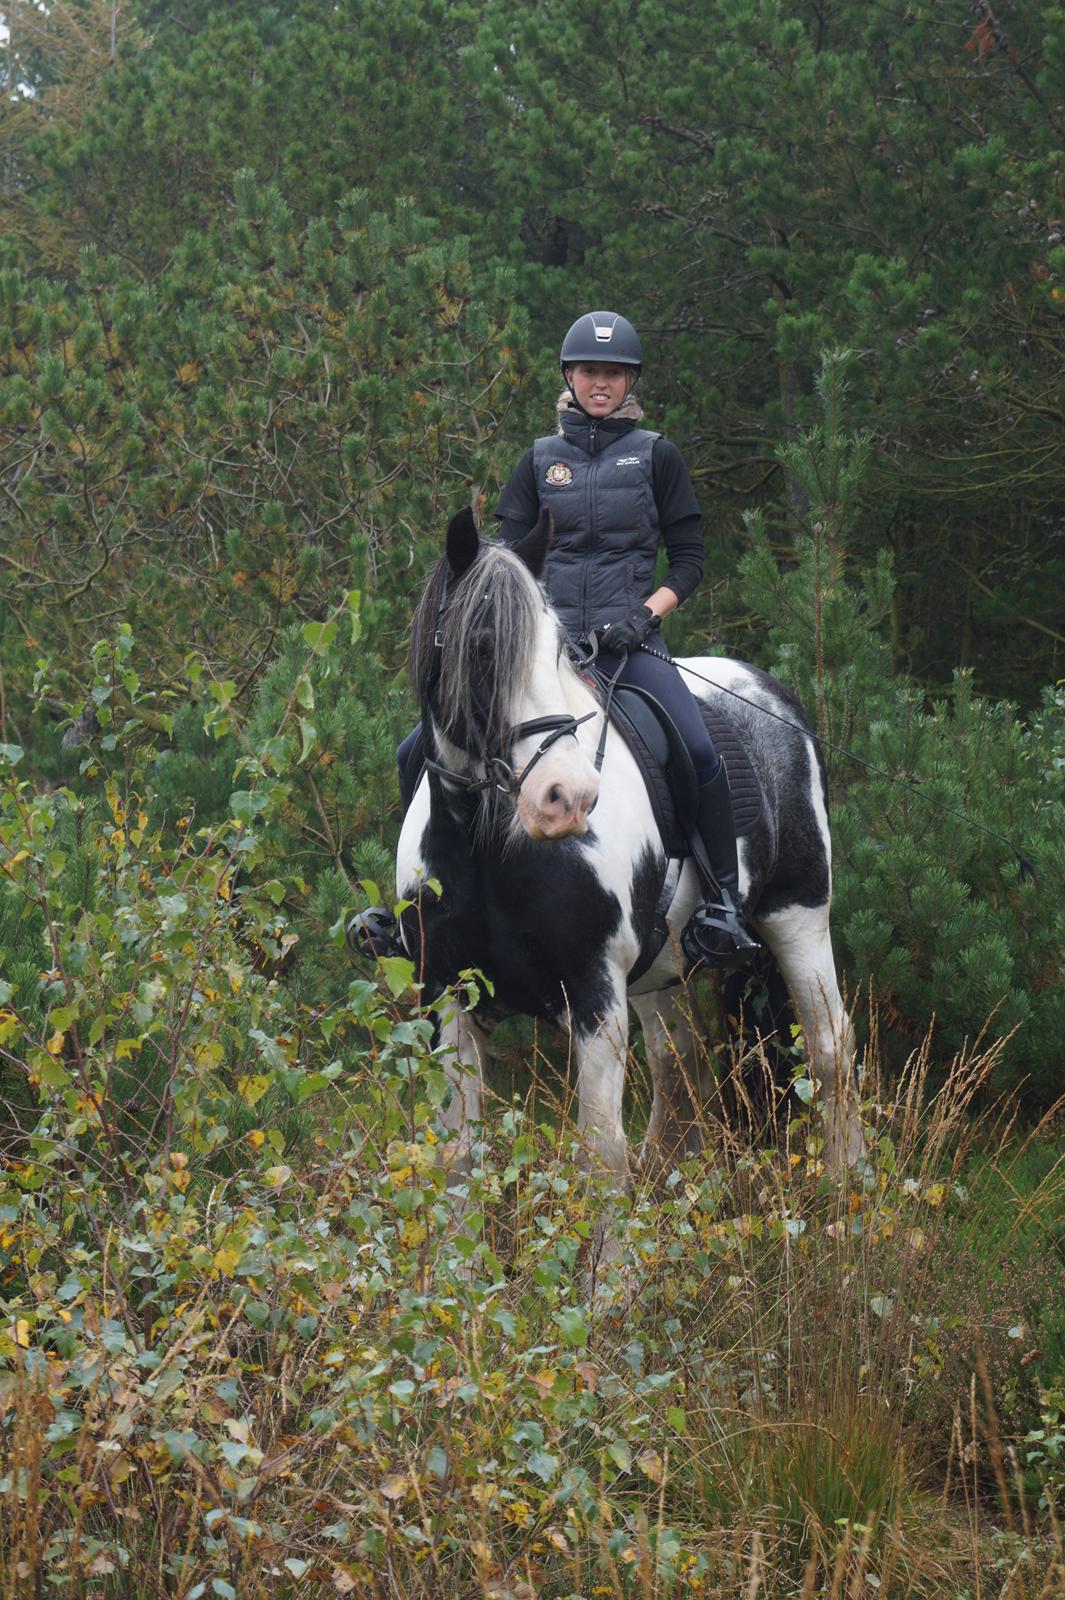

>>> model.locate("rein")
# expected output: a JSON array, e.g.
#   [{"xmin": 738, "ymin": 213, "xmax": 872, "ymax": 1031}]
[{"xmin": 637, "ymin": 642, "xmax": 1037, "ymax": 881}]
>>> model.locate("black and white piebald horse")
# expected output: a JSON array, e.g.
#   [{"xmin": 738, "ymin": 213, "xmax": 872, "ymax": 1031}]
[{"xmin": 395, "ymin": 508, "xmax": 861, "ymax": 1193}]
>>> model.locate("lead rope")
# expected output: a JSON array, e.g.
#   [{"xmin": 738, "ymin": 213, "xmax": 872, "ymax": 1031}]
[{"xmin": 636, "ymin": 641, "xmax": 1037, "ymax": 881}]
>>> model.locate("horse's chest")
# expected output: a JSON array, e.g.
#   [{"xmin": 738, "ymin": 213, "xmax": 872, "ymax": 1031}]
[{"xmin": 406, "ymin": 822, "xmax": 622, "ymax": 1028}]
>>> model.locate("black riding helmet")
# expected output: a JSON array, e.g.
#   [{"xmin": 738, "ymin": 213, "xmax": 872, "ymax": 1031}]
[{"xmin": 559, "ymin": 311, "xmax": 642, "ymax": 375}]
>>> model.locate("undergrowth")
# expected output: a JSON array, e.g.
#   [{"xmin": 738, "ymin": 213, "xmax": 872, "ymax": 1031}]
[{"xmin": 1, "ymin": 643, "xmax": 1063, "ymax": 1598}]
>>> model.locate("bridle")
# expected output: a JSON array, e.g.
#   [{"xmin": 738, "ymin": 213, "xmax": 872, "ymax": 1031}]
[
  {"xmin": 421, "ymin": 571, "xmax": 613, "ymax": 803},
  {"xmin": 424, "ymin": 710, "xmax": 598, "ymax": 800}
]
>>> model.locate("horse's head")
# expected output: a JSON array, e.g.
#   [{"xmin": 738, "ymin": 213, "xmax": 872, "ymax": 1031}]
[{"xmin": 411, "ymin": 508, "xmax": 600, "ymax": 840}]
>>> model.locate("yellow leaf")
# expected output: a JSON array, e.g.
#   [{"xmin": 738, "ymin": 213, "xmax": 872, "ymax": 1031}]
[
  {"xmin": 265, "ymin": 1165, "xmax": 292, "ymax": 1188},
  {"xmin": 213, "ymin": 1245, "xmax": 241, "ymax": 1276},
  {"xmin": 380, "ymin": 1473, "xmax": 409, "ymax": 1501},
  {"xmin": 245, "ymin": 1128, "xmax": 266, "ymax": 1149},
  {"xmin": 177, "ymin": 359, "xmax": 201, "ymax": 384},
  {"xmin": 13, "ymin": 1319, "xmax": 30, "ymax": 1348},
  {"xmin": 115, "ymin": 1038, "xmax": 141, "ymax": 1060},
  {"xmin": 0, "ymin": 1011, "xmax": 22, "ymax": 1046},
  {"xmin": 236, "ymin": 1074, "xmax": 269, "ymax": 1108},
  {"xmin": 638, "ymin": 1449, "xmax": 664, "ymax": 1483},
  {"xmin": 46, "ymin": 1030, "xmax": 65, "ymax": 1056}
]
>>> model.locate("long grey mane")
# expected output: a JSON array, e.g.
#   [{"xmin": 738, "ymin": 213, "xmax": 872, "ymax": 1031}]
[{"xmin": 410, "ymin": 540, "xmax": 543, "ymax": 762}]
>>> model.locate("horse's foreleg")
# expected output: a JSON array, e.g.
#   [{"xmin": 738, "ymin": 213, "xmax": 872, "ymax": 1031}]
[
  {"xmin": 435, "ymin": 1002, "xmax": 490, "ymax": 1176},
  {"xmin": 572, "ymin": 991, "xmax": 632, "ymax": 1298},
  {"xmin": 573, "ymin": 994, "xmax": 630, "ymax": 1183},
  {"xmin": 760, "ymin": 905, "xmax": 863, "ymax": 1172},
  {"xmin": 632, "ymin": 989, "xmax": 710, "ymax": 1171}
]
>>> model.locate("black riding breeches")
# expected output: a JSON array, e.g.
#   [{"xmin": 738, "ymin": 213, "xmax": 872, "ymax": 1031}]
[{"xmin": 596, "ymin": 645, "xmax": 720, "ymax": 783}]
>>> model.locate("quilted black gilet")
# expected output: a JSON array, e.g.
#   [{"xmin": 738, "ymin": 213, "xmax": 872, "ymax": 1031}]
[{"xmin": 532, "ymin": 415, "xmax": 661, "ymax": 641}]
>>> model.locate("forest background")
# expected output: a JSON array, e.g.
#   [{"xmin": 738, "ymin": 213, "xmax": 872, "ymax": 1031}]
[{"xmin": 1, "ymin": 2, "xmax": 1065, "ymax": 1597}]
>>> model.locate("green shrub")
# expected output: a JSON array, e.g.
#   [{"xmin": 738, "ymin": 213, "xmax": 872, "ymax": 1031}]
[{"xmin": 739, "ymin": 356, "xmax": 1065, "ymax": 1106}]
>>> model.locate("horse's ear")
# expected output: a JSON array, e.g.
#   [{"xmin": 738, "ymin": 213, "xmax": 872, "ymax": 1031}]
[
  {"xmin": 446, "ymin": 507, "xmax": 480, "ymax": 576},
  {"xmin": 510, "ymin": 508, "xmax": 553, "ymax": 579}
]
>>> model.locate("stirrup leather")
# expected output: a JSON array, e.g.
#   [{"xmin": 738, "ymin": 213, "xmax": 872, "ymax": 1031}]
[{"xmin": 346, "ymin": 906, "xmax": 404, "ymax": 960}]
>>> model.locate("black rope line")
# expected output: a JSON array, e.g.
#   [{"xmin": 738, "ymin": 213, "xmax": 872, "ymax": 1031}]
[{"xmin": 636, "ymin": 643, "xmax": 1037, "ymax": 883}]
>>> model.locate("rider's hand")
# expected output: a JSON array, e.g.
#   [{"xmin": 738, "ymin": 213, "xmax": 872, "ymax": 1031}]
[{"xmin": 603, "ymin": 604, "xmax": 656, "ymax": 654}]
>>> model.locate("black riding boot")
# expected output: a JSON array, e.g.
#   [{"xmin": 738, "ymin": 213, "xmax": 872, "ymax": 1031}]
[{"xmin": 681, "ymin": 765, "xmax": 762, "ymax": 970}]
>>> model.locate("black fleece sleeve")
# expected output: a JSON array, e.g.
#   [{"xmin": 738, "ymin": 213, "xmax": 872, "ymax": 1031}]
[
  {"xmin": 494, "ymin": 448, "xmax": 540, "ymax": 542},
  {"xmin": 652, "ymin": 439, "xmax": 703, "ymax": 605}
]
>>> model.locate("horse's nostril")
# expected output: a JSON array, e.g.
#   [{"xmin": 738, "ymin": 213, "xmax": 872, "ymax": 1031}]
[
  {"xmin": 547, "ymin": 784, "xmax": 564, "ymax": 807},
  {"xmin": 587, "ymin": 794, "xmax": 598, "ymax": 815}
]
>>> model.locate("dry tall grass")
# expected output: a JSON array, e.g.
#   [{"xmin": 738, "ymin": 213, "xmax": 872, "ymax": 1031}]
[{"xmin": 2, "ymin": 1005, "xmax": 1063, "ymax": 1599}]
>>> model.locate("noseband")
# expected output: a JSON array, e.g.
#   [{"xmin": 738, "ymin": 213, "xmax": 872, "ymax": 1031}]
[{"xmin": 424, "ymin": 711, "xmax": 597, "ymax": 800}]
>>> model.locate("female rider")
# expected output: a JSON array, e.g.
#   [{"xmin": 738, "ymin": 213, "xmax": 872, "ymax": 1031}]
[
  {"xmin": 354, "ymin": 311, "xmax": 758, "ymax": 966},
  {"xmin": 494, "ymin": 310, "xmax": 758, "ymax": 967}
]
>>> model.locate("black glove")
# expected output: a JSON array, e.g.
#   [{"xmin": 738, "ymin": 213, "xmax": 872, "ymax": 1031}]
[{"xmin": 603, "ymin": 604, "xmax": 656, "ymax": 654}]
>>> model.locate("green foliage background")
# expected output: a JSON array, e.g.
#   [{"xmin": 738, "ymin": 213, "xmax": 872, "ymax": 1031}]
[
  {"xmin": 1, "ymin": 6, "xmax": 1065, "ymax": 1594},
  {"xmin": 1, "ymin": 3, "xmax": 1063, "ymax": 1098}
]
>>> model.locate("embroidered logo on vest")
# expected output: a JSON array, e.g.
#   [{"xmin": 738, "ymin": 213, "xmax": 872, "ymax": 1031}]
[
  {"xmin": 544, "ymin": 462, "xmax": 574, "ymax": 487},
  {"xmin": 615, "ymin": 456, "xmax": 641, "ymax": 466}
]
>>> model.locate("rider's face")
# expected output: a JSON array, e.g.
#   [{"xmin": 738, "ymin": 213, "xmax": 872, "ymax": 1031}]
[{"xmin": 565, "ymin": 362, "xmax": 633, "ymax": 418}]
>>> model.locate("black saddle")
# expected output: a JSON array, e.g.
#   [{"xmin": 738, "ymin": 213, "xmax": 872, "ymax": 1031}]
[{"xmin": 592, "ymin": 672, "xmax": 764, "ymax": 857}]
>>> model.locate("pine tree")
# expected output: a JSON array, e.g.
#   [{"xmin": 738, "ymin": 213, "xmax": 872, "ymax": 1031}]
[{"xmin": 740, "ymin": 353, "xmax": 1065, "ymax": 1101}]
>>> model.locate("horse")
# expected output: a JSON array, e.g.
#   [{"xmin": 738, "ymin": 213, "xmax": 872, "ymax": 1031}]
[{"xmin": 393, "ymin": 507, "xmax": 862, "ymax": 1208}]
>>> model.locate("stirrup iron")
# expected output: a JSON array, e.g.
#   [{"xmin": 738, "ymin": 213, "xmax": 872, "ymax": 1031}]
[
  {"xmin": 681, "ymin": 888, "xmax": 761, "ymax": 972},
  {"xmin": 346, "ymin": 906, "xmax": 404, "ymax": 960}
]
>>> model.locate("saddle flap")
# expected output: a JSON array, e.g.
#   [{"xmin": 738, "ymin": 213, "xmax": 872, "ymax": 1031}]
[
  {"xmin": 591, "ymin": 669, "xmax": 765, "ymax": 852},
  {"xmin": 610, "ymin": 682, "xmax": 701, "ymax": 830}
]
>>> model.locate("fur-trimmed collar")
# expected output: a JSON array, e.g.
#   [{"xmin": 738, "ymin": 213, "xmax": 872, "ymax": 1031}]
[{"xmin": 556, "ymin": 386, "xmax": 644, "ymax": 431}]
